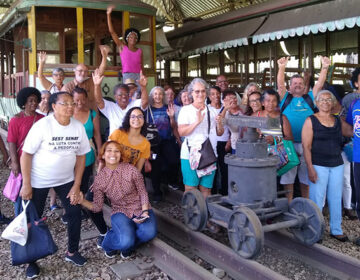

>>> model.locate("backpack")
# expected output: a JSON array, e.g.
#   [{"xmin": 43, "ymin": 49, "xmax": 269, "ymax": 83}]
[{"xmin": 280, "ymin": 93, "xmax": 318, "ymax": 114}]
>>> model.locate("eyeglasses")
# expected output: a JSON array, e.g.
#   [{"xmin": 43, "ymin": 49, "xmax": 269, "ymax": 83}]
[
  {"xmin": 56, "ymin": 102, "xmax": 76, "ymax": 107},
  {"xmin": 318, "ymin": 98, "xmax": 332, "ymax": 103},
  {"xmin": 249, "ymin": 98, "xmax": 261, "ymax": 104},
  {"xmin": 130, "ymin": 115, "xmax": 144, "ymax": 120},
  {"xmin": 217, "ymin": 80, "xmax": 228, "ymax": 84}
]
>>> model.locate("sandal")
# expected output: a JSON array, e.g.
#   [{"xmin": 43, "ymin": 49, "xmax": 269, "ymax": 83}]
[{"xmin": 330, "ymin": 234, "xmax": 348, "ymax": 242}]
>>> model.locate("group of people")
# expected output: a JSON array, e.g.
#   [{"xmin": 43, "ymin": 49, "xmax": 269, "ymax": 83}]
[{"xmin": 0, "ymin": 8, "xmax": 359, "ymax": 278}]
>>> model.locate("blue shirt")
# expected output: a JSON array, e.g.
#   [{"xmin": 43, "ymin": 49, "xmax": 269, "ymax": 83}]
[
  {"xmin": 147, "ymin": 105, "xmax": 172, "ymax": 140},
  {"xmin": 280, "ymin": 91, "xmax": 315, "ymax": 142},
  {"xmin": 346, "ymin": 99, "xmax": 360, "ymax": 162}
]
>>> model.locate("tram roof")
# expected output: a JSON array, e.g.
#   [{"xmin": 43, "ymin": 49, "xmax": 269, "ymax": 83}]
[{"xmin": 0, "ymin": 0, "xmax": 156, "ymax": 35}]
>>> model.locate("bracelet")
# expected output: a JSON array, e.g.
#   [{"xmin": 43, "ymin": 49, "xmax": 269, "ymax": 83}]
[{"xmin": 141, "ymin": 210, "xmax": 149, "ymax": 214}]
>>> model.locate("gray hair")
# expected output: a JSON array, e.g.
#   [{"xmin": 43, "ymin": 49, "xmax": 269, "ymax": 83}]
[
  {"xmin": 244, "ymin": 82, "xmax": 260, "ymax": 95},
  {"xmin": 149, "ymin": 86, "xmax": 165, "ymax": 106},
  {"xmin": 177, "ymin": 89, "xmax": 193, "ymax": 105},
  {"xmin": 315, "ymin": 90, "xmax": 336, "ymax": 104},
  {"xmin": 188, "ymin": 78, "xmax": 209, "ymax": 96},
  {"xmin": 52, "ymin": 68, "xmax": 65, "ymax": 76}
]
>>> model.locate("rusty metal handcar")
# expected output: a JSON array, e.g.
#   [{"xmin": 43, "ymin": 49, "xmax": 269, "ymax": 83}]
[{"xmin": 182, "ymin": 115, "xmax": 324, "ymax": 259}]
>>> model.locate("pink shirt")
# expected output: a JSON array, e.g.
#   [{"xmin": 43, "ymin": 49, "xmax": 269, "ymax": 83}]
[
  {"xmin": 91, "ymin": 162, "xmax": 150, "ymax": 218},
  {"xmin": 120, "ymin": 45, "xmax": 142, "ymax": 74},
  {"xmin": 7, "ymin": 112, "xmax": 44, "ymax": 159}
]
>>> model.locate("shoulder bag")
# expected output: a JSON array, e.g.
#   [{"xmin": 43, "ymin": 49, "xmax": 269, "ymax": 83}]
[{"xmin": 197, "ymin": 106, "xmax": 217, "ymax": 170}]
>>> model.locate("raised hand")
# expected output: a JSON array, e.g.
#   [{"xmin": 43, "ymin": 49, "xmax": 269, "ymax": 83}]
[
  {"xmin": 321, "ymin": 56, "xmax": 331, "ymax": 69},
  {"xmin": 99, "ymin": 45, "xmax": 111, "ymax": 57},
  {"xmin": 39, "ymin": 51, "xmax": 47, "ymax": 64},
  {"xmin": 107, "ymin": 5, "xmax": 115, "ymax": 14},
  {"xmin": 138, "ymin": 70, "xmax": 148, "ymax": 88},
  {"xmin": 196, "ymin": 108, "xmax": 205, "ymax": 124},
  {"xmin": 167, "ymin": 103, "xmax": 175, "ymax": 118},
  {"xmin": 92, "ymin": 68, "xmax": 104, "ymax": 86},
  {"xmin": 277, "ymin": 57, "xmax": 289, "ymax": 68}
]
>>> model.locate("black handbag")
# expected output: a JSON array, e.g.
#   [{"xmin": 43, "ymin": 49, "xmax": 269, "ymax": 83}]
[
  {"xmin": 197, "ymin": 107, "xmax": 217, "ymax": 170},
  {"xmin": 11, "ymin": 201, "xmax": 58, "ymax": 265},
  {"xmin": 145, "ymin": 106, "xmax": 161, "ymax": 155}
]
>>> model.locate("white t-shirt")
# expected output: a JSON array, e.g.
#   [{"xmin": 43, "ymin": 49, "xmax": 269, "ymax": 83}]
[
  {"xmin": 209, "ymin": 105, "xmax": 230, "ymax": 142},
  {"xmin": 178, "ymin": 104, "xmax": 217, "ymax": 159},
  {"xmin": 22, "ymin": 115, "xmax": 91, "ymax": 189},
  {"xmin": 100, "ymin": 98, "xmax": 141, "ymax": 135}
]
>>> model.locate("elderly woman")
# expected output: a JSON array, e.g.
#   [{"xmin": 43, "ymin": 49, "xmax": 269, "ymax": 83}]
[
  {"xmin": 241, "ymin": 82, "xmax": 261, "ymax": 106},
  {"xmin": 20, "ymin": 91, "xmax": 90, "ymax": 278},
  {"xmin": 79, "ymin": 141, "xmax": 156, "ymax": 258},
  {"xmin": 178, "ymin": 78, "xmax": 220, "ymax": 199},
  {"xmin": 7, "ymin": 87, "xmax": 43, "ymax": 187},
  {"xmin": 146, "ymin": 86, "xmax": 179, "ymax": 201},
  {"xmin": 302, "ymin": 90, "xmax": 349, "ymax": 242},
  {"xmin": 38, "ymin": 52, "xmax": 65, "ymax": 93},
  {"xmin": 177, "ymin": 89, "xmax": 193, "ymax": 106},
  {"xmin": 36, "ymin": 90, "xmax": 51, "ymax": 116}
]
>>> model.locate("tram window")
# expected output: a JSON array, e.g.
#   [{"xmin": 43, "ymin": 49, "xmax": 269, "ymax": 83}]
[
  {"xmin": 207, "ymin": 52, "xmax": 220, "ymax": 75},
  {"xmin": 188, "ymin": 55, "xmax": 201, "ymax": 77},
  {"xmin": 129, "ymin": 14, "xmax": 151, "ymax": 42},
  {"xmin": 141, "ymin": 45, "xmax": 153, "ymax": 69},
  {"xmin": 64, "ymin": 28, "xmax": 78, "ymax": 64},
  {"xmin": 224, "ymin": 49, "xmax": 236, "ymax": 73},
  {"xmin": 37, "ymin": 32, "xmax": 60, "ymax": 51}
]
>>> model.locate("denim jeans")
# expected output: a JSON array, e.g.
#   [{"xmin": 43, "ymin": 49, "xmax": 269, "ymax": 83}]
[
  {"xmin": 101, "ymin": 210, "xmax": 157, "ymax": 254},
  {"xmin": 309, "ymin": 164, "xmax": 344, "ymax": 235}
]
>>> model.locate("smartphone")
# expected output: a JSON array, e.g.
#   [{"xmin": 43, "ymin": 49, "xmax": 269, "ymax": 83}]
[{"xmin": 152, "ymin": 153, "xmax": 157, "ymax": 160}]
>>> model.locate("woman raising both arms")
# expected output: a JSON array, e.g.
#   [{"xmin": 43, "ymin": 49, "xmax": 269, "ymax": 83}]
[{"xmin": 107, "ymin": 5, "xmax": 143, "ymax": 83}]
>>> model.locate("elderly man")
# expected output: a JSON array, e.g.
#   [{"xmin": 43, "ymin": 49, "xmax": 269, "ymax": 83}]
[
  {"xmin": 93, "ymin": 69, "xmax": 149, "ymax": 135},
  {"xmin": 62, "ymin": 46, "xmax": 109, "ymax": 109},
  {"xmin": 38, "ymin": 51, "xmax": 65, "ymax": 93},
  {"xmin": 277, "ymin": 56, "xmax": 330, "ymax": 202},
  {"xmin": 216, "ymin": 75, "xmax": 229, "ymax": 93}
]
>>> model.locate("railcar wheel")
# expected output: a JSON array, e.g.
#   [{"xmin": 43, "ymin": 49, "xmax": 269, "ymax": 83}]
[
  {"xmin": 289, "ymin": 197, "xmax": 325, "ymax": 245},
  {"xmin": 181, "ymin": 189, "xmax": 208, "ymax": 231},
  {"xmin": 227, "ymin": 207, "xmax": 264, "ymax": 259}
]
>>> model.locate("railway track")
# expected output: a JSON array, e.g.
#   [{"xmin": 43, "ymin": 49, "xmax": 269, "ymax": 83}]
[{"xmin": 162, "ymin": 189, "xmax": 360, "ymax": 280}]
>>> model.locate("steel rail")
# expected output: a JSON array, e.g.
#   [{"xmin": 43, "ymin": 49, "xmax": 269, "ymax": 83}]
[
  {"xmin": 164, "ymin": 189, "xmax": 360, "ymax": 279},
  {"xmin": 140, "ymin": 238, "xmax": 219, "ymax": 280},
  {"xmin": 153, "ymin": 207, "xmax": 288, "ymax": 280}
]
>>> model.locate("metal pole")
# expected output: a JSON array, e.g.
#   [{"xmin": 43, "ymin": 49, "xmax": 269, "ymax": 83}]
[
  {"xmin": 22, "ymin": 48, "xmax": 26, "ymax": 88},
  {"xmin": 269, "ymin": 46, "xmax": 272, "ymax": 86},
  {"xmin": 303, "ymin": 41, "xmax": 306, "ymax": 72},
  {"xmin": 262, "ymin": 218, "xmax": 301, "ymax": 232}
]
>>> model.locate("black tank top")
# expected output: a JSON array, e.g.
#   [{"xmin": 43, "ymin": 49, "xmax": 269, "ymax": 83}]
[{"xmin": 310, "ymin": 115, "xmax": 343, "ymax": 167}]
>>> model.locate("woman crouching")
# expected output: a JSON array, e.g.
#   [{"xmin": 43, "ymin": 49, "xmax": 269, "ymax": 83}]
[{"xmin": 79, "ymin": 141, "xmax": 156, "ymax": 258}]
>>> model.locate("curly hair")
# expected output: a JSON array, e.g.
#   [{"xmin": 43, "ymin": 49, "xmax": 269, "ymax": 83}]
[
  {"xmin": 124, "ymin": 28, "xmax": 141, "ymax": 44},
  {"xmin": 16, "ymin": 87, "xmax": 41, "ymax": 109},
  {"xmin": 262, "ymin": 88, "xmax": 280, "ymax": 104},
  {"xmin": 48, "ymin": 91, "xmax": 73, "ymax": 112},
  {"xmin": 351, "ymin": 68, "xmax": 360, "ymax": 89},
  {"xmin": 120, "ymin": 107, "xmax": 147, "ymax": 136}
]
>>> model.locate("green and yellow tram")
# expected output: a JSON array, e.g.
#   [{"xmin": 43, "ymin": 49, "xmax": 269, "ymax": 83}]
[{"xmin": 0, "ymin": 0, "xmax": 157, "ymax": 127}]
